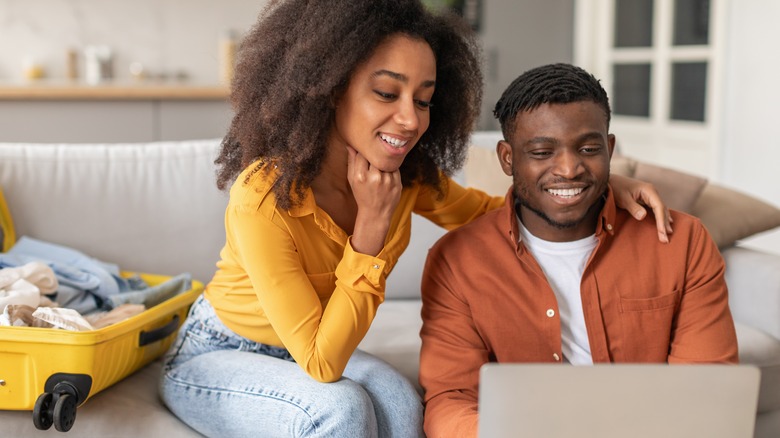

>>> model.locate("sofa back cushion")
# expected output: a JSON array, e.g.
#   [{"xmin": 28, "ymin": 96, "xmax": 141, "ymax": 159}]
[
  {"xmin": 463, "ymin": 138, "xmax": 780, "ymax": 249},
  {"xmin": 0, "ymin": 140, "xmax": 228, "ymax": 284}
]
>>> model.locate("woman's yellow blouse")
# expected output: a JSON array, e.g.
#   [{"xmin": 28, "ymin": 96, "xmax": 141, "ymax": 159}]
[{"xmin": 205, "ymin": 163, "xmax": 502, "ymax": 382}]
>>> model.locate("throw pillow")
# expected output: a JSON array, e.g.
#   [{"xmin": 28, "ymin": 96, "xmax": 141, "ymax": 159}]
[
  {"xmin": 691, "ymin": 184, "xmax": 780, "ymax": 248},
  {"xmin": 0, "ymin": 186, "xmax": 15, "ymax": 252},
  {"xmin": 464, "ymin": 146, "xmax": 511, "ymax": 196},
  {"xmin": 610, "ymin": 155, "xmax": 637, "ymax": 178},
  {"xmin": 632, "ymin": 162, "xmax": 709, "ymax": 213}
]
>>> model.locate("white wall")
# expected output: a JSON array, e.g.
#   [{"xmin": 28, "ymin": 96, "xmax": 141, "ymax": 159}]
[
  {"xmin": 0, "ymin": 0, "xmax": 573, "ymax": 129},
  {"xmin": 478, "ymin": 0, "xmax": 574, "ymax": 129},
  {"xmin": 720, "ymin": 0, "xmax": 780, "ymax": 254},
  {"xmin": 721, "ymin": 1, "xmax": 780, "ymax": 207},
  {"xmin": 0, "ymin": 0, "xmax": 267, "ymax": 83}
]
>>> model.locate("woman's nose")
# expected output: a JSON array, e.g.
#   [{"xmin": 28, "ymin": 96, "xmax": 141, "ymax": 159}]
[{"xmin": 394, "ymin": 99, "xmax": 419, "ymax": 132}]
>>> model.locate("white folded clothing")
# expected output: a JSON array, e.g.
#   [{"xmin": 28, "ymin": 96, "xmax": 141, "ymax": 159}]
[
  {"xmin": 32, "ymin": 307, "xmax": 94, "ymax": 331},
  {"xmin": 0, "ymin": 278, "xmax": 41, "ymax": 309},
  {"xmin": 0, "ymin": 261, "xmax": 58, "ymax": 294}
]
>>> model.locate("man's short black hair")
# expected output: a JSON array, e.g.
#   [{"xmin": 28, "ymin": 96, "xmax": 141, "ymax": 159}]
[{"xmin": 493, "ymin": 63, "xmax": 611, "ymax": 141}]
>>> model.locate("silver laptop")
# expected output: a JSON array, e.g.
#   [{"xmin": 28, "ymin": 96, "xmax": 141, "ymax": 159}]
[{"xmin": 479, "ymin": 363, "xmax": 760, "ymax": 438}]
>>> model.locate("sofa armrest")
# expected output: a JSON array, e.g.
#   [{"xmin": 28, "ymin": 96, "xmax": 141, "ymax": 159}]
[{"xmin": 722, "ymin": 246, "xmax": 780, "ymax": 341}]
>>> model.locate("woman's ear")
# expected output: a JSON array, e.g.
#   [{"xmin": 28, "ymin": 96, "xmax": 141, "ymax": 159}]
[{"xmin": 496, "ymin": 140, "xmax": 514, "ymax": 177}]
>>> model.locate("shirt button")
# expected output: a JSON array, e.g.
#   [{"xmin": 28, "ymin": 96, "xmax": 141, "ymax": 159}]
[
  {"xmin": 553, "ymin": 353, "xmax": 560, "ymax": 361},
  {"xmin": 606, "ymin": 223, "xmax": 613, "ymax": 231},
  {"xmin": 546, "ymin": 309, "xmax": 555, "ymax": 317},
  {"xmin": 372, "ymin": 264, "xmax": 380, "ymax": 270}
]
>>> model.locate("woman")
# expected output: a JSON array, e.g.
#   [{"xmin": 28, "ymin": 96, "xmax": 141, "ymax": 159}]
[{"xmin": 159, "ymin": 1, "xmax": 671, "ymax": 437}]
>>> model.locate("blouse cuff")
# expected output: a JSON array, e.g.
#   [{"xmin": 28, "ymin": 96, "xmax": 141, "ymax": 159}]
[{"xmin": 336, "ymin": 238, "xmax": 388, "ymax": 292}]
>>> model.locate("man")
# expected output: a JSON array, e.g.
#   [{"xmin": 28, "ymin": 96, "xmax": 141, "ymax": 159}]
[{"xmin": 418, "ymin": 63, "xmax": 738, "ymax": 438}]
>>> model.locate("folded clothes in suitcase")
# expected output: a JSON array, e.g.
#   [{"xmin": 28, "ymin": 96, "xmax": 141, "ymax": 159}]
[{"xmin": 0, "ymin": 272, "xmax": 203, "ymax": 432}]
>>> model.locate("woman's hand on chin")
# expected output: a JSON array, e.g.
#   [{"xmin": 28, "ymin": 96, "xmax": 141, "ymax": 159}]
[{"xmin": 346, "ymin": 146, "xmax": 402, "ymax": 255}]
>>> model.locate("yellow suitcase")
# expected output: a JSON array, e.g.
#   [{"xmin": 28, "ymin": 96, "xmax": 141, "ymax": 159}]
[{"xmin": 0, "ymin": 272, "xmax": 202, "ymax": 432}]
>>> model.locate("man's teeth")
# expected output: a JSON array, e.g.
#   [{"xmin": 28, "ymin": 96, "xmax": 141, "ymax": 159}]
[
  {"xmin": 380, "ymin": 134, "xmax": 408, "ymax": 148},
  {"xmin": 547, "ymin": 188, "xmax": 584, "ymax": 197}
]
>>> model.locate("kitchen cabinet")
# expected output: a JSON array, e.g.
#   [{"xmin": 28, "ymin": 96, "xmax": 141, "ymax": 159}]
[{"xmin": 0, "ymin": 83, "xmax": 232, "ymax": 143}]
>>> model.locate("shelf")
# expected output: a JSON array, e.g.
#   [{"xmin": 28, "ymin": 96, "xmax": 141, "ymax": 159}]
[{"xmin": 0, "ymin": 82, "xmax": 230, "ymax": 101}]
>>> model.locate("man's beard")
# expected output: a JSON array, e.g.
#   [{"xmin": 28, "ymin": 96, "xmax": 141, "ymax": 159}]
[{"xmin": 513, "ymin": 183, "xmax": 607, "ymax": 230}]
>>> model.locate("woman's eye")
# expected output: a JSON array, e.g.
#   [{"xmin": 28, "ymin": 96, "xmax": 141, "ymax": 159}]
[
  {"xmin": 374, "ymin": 90, "xmax": 395, "ymax": 100},
  {"xmin": 415, "ymin": 99, "xmax": 433, "ymax": 109}
]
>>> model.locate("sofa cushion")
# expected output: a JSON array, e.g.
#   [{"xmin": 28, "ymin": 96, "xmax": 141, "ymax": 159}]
[
  {"xmin": 692, "ymin": 184, "xmax": 780, "ymax": 248},
  {"xmin": 610, "ymin": 155, "xmax": 709, "ymax": 213},
  {"xmin": 385, "ymin": 215, "xmax": 447, "ymax": 300},
  {"xmin": 360, "ymin": 299, "xmax": 424, "ymax": 392},
  {"xmin": 735, "ymin": 322, "xmax": 780, "ymax": 413},
  {"xmin": 632, "ymin": 161, "xmax": 708, "ymax": 213},
  {"xmin": 0, "ymin": 140, "xmax": 228, "ymax": 285},
  {"xmin": 464, "ymin": 149, "xmax": 709, "ymax": 214},
  {"xmin": 465, "ymin": 147, "xmax": 780, "ymax": 249},
  {"xmin": 464, "ymin": 145, "xmax": 510, "ymax": 196}
]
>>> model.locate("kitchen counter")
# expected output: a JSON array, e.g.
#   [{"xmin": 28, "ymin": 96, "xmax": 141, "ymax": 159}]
[{"xmin": 0, "ymin": 82, "xmax": 230, "ymax": 100}]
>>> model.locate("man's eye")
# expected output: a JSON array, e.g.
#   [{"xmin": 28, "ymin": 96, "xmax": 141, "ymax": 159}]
[
  {"xmin": 530, "ymin": 151, "xmax": 552, "ymax": 158},
  {"xmin": 581, "ymin": 146, "xmax": 602, "ymax": 154}
]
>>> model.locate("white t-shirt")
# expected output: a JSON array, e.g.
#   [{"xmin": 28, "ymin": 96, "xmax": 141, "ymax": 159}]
[{"xmin": 518, "ymin": 218, "xmax": 598, "ymax": 365}]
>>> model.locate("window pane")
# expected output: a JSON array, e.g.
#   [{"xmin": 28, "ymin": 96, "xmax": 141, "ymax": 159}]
[
  {"xmin": 670, "ymin": 62, "xmax": 707, "ymax": 121},
  {"xmin": 614, "ymin": 0, "xmax": 654, "ymax": 47},
  {"xmin": 673, "ymin": 0, "xmax": 710, "ymax": 45},
  {"xmin": 613, "ymin": 63, "xmax": 652, "ymax": 117}
]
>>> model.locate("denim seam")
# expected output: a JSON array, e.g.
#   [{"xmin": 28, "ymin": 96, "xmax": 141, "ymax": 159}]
[{"xmin": 164, "ymin": 373, "xmax": 319, "ymax": 432}]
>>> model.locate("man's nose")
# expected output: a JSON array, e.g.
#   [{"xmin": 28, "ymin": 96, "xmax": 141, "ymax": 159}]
[{"xmin": 552, "ymin": 151, "xmax": 584, "ymax": 179}]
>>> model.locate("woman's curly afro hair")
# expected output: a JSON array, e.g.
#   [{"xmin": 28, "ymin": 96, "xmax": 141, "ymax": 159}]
[{"xmin": 215, "ymin": 0, "xmax": 483, "ymax": 209}]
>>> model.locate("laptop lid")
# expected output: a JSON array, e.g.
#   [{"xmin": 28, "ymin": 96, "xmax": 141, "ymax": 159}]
[{"xmin": 478, "ymin": 363, "xmax": 760, "ymax": 438}]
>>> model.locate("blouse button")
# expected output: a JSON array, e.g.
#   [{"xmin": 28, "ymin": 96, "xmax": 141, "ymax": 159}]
[
  {"xmin": 553, "ymin": 353, "xmax": 561, "ymax": 361},
  {"xmin": 546, "ymin": 308, "xmax": 555, "ymax": 318},
  {"xmin": 372, "ymin": 264, "xmax": 380, "ymax": 270}
]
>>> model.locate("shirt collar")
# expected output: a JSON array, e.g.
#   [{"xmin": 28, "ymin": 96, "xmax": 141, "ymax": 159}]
[{"xmin": 287, "ymin": 187, "xmax": 317, "ymax": 218}]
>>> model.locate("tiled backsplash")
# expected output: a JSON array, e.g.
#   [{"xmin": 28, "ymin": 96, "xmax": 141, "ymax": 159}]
[{"xmin": 0, "ymin": 0, "xmax": 267, "ymax": 83}]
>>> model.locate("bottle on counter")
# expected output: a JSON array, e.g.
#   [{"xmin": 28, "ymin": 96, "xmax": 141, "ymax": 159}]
[
  {"xmin": 66, "ymin": 48, "xmax": 79, "ymax": 81},
  {"xmin": 84, "ymin": 45, "xmax": 114, "ymax": 85},
  {"xmin": 219, "ymin": 30, "xmax": 238, "ymax": 85}
]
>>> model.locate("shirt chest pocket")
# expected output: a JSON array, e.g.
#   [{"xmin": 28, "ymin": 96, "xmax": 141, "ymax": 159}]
[
  {"xmin": 620, "ymin": 290, "xmax": 680, "ymax": 312},
  {"xmin": 618, "ymin": 290, "xmax": 681, "ymax": 360}
]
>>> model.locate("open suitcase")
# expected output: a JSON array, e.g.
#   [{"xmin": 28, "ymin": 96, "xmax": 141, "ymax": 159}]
[{"xmin": 0, "ymin": 273, "xmax": 203, "ymax": 432}]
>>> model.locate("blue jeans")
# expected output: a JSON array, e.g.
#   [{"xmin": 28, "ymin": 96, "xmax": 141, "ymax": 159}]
[{"xmin": 159, "ymin": 295, "xmax": 423, "ymax": 437}]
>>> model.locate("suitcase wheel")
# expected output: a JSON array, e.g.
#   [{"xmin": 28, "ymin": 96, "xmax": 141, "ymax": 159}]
[
  {"xmin": 32, "ymin": 390, "xmax": 78, "ymax": 432},
  {"xmin": 32, "ymin": 373, "xmax": 93, "ymax": 431},
  {"xmin": 32, "ymin": 392, "xmax": 54, "ymax": 430},
  {"xmin": 52, "ymin": 392, "xmax": 78, "ymax": 432}
]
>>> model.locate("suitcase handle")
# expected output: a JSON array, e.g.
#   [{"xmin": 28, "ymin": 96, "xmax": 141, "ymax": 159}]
[{"xmin": 139, "ymin": 314, "xmax": 180, "ymax": 347}]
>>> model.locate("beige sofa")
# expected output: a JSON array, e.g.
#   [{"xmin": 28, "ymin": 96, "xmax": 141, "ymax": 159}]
[{"xmin": 1, "ymin": 133, "xmax": 779, "ymax": 437}]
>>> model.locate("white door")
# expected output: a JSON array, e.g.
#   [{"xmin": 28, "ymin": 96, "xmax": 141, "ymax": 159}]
[{"xmin": 574, "ymin": 0, "xmax": 726, "ymax": 178}]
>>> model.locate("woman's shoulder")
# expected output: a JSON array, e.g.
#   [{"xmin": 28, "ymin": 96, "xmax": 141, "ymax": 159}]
[{"xmin": 228, "ymin": 160, "xmax": 280, "ymax": 213}]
